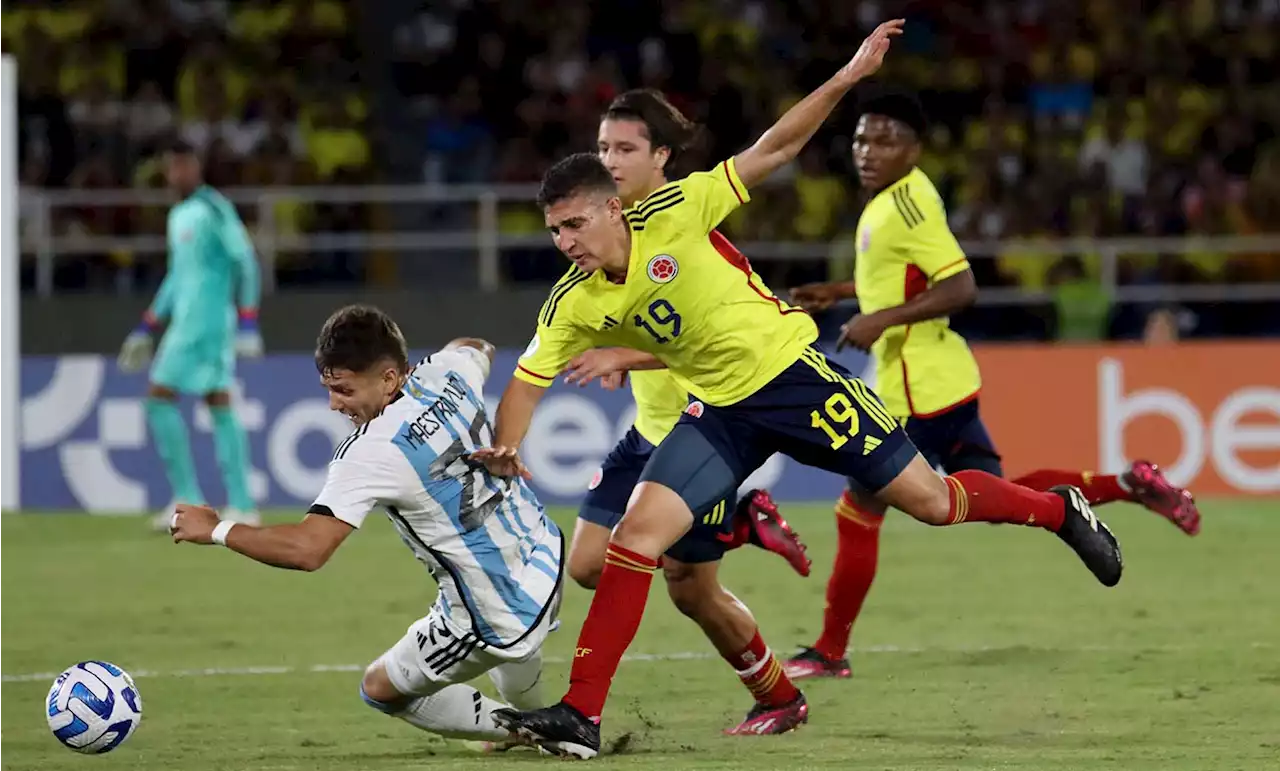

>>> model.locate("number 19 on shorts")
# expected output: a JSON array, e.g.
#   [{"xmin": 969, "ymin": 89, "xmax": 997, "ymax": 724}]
[{"xmin": 811, "ymin": 393, "xmax": 861, "ymax": 450}]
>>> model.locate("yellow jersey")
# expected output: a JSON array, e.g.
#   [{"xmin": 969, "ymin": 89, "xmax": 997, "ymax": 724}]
[
  {"xmin": 627, "ymin": 369, "xmax": 690, "ymax": 446},
  {"xmin": 515, "ymin": 158, "xmax": 818, "ymax": 407},
  {"xmin": 854, "ymin": 167, "xmax": 980, "ymax": 417}
]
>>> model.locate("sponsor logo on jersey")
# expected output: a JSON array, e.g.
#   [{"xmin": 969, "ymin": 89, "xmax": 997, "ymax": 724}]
[
  {"xmin": 646, "ymin": 254, "xmax": 679, "ymax": 283},
  {"xmin": 685, "ymin": 401, "xmax": 704, "ymax": 418},
  {"xmin": 587, "ymin": 468, "xmax": 603, "ymax": 490}
]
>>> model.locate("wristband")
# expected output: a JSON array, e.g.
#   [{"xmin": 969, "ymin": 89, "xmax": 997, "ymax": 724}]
[
  {"xmin": 238, "ymin": 308, "xmax": 259, "ymax": 325},
  {"xmin": 139, "ymin": 311, "xmax": 161, "ymax": 333},
  {"xmin": 211, "ymin": 520, "xmax": 237, "ymax": 546}
]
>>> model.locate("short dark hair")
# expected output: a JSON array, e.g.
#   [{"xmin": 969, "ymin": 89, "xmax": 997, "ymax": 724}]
[
  {"xmin": 604, "ymin": 89, "xmax": 704, "ymax": 178},
  {"xmin": 536, "ymin": 152, "xmax": 618, "ymax": 209},
  {"xmin": 315, "ymin": 304, "xmax": 408, "ymax": 375},
  {"xmin": 857, "ymin": 87, "xmax": 928, "ymax": 138}
]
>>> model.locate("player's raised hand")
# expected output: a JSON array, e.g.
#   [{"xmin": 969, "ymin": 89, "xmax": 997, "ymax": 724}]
[
  {"xmin": 789, "ymin": 283, "xmax": 842, "ymax": 313},
  {"xmin": 837, "ymin": 19, "xmax": 905, "ymax": 87},
  {"xmin": 170, "ymin": 503, "xmax": 221, "ymax": 545},
  {"xmin": 468, "ymin": 446, "xmax": 533, "ymax": 481}
]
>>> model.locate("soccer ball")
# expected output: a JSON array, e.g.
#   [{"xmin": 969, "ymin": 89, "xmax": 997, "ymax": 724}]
[{"xmin": 46, "ymin": 661, "xmax": 143, "ymax": 754}]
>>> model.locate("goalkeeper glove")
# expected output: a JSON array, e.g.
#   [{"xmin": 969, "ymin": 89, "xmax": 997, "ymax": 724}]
[
  {"xmin": 235, "ymin": 309, "xmax": 264, "ymax": 359},
  {"xmin": 117, "ymin": 314, "xmax": 159, "ymax": 372}
]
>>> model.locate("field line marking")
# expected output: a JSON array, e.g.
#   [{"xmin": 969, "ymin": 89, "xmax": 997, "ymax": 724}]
[{"xmin": 3, "ymin": 642, "xmax": 1272, "ymax": 685}]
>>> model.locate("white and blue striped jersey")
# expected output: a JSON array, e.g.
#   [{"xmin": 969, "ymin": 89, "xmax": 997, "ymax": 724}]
[{"xmin": 310, "ymin": 345, "xmax": 563, "ymax": 649}]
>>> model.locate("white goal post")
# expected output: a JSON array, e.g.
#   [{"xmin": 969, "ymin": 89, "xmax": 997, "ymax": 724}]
[{"xmin": 2, "ymin": 54, "xmax": 19, "ymax": 510}]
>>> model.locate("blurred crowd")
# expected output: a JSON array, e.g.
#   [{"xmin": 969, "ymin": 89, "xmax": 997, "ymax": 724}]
[
  {"xmin": 395, "ymin": 0, "xmax": 1280, "ymax": 337},
  {"xmin": 11, "ymin": 0, "xmax": 1280, "ymax": 338},
  {"xmin": 7, "ymin": 0, "xmax": 372, "ymax": 288}
]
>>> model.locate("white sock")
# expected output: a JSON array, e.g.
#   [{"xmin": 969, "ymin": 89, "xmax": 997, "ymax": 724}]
[
  {"xmin": 488, "ymin": 652, "xmax": 545, "ymax": 710},
  {"xmin": 395, "ymin": 685, "xmax": 512, "ymax": 742}
]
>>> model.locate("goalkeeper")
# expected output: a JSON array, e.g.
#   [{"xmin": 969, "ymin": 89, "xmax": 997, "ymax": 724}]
[{"xmin": 118, "ymin": 140, "xmax": 264, "ymax": 531}]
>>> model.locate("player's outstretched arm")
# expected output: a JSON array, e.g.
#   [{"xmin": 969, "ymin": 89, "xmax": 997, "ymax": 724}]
[
  {"xmin": 563, "ymin": 347, "xmax": 665, "ymax": 388},
  {"xmin": 838, "ymin": 271, "xmax": 977, "ymax": 351},
  {"xmin": 789, "ymin": 280, "xmax": 859, "ymax": 313},
  {"xmin": 734, "ymin": 19, "xmax": 903, "ymax": 189},
  {"xmin": 470, "ymin": 378, "xmax": 543, "ymax": 480},
  {"xmin": 147, "ymin": 271, "xmax": 177, "ymax": 327},
  {"xmin": 221, "ymin": 206, "xmax": 265, "ymax": 358},
  {"xmin": 170, "ymin": 504, "xmax": 354, "ymax": 572},
  {"xmin": 118, "ymin": 271, "xmax": 177, "ymax": 371}
]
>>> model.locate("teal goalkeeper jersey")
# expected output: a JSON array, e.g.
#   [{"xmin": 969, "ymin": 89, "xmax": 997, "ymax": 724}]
[{"xmin": 149, "ymin": 186, "xmax": 259, "ymax": 345}]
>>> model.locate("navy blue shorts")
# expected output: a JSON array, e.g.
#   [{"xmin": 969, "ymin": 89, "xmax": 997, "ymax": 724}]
[
  {"xmin": 579, "ymin": 427, "xmax": 736, "ymax": 564},
  {"xmin": 846, "ymin": 398, "xmax": 1003, "ymax": 495},
  {"xmin": 639, "ymin": 346, "xmax": 918, "ymax": 515}
]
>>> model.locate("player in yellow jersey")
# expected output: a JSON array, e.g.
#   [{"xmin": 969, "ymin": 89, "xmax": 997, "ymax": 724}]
[
  {"xmin": 558, "ymin": 88, "xmax": 813, "ymax": 736},
  {"xmin": 783, "ymin": 89, "xmax": 1200, "ymax": 681},
  {"xmin": 473, "ymin": 22, "xmax": 1122, "ymax": 758}
]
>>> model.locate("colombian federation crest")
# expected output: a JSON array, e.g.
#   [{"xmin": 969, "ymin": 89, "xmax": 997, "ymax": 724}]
[{"xmin": 647, "ymin": 254, "xmax": 679, "ymax": 283}]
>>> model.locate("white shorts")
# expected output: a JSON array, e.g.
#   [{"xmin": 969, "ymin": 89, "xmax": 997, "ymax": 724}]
[{"xmin": 383, "ymin": 591, "xmax": 560, "ymax": 697}]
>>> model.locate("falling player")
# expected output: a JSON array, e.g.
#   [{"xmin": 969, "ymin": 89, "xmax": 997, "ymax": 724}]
[
  {"xmin": 170, "ymin": 304, "xmax": 558, "ymax": 746},
  {"xmin": 558, "ymin": 88, "xmax": 813, "ymax": 735},
  {"xmin": 472, "ymin": 20, "xmax": 1122, "ymax": 759},
  {"xmin": 783, "ymin": 89, "xmax": 1201, "ymax": 680},
  {"xmin": 118, "ymin": 140, "xmax": 264, "ymax": 530}
]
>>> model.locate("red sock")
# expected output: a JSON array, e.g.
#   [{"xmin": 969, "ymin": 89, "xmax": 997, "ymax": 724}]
[
  {"xmin": 1012, "ymin": 469, "xmax": 1133, "ymax": 505},
  {"xmin": 563, "ymin": 544, "xmax": 658, "ymax": 721},
  {"xmin": 724, "ymin": 629, "xmax": 800, "ymax": 707},
  {"xmin": 813, "ymin": 491, "xmax": 882, "ymax": 661},
  {"xmin": 945, "ymin": 470, "xmax": 1066, "ymax": 531}
]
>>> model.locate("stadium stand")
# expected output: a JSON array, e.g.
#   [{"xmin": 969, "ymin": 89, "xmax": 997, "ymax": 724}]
[
  {"xmin": 10, "ymin": 0, "xmax": 1279, "ymax": 338},
  {"xmin": 7, "ymin": 0, "xmax": 372, "ymax": 288}
]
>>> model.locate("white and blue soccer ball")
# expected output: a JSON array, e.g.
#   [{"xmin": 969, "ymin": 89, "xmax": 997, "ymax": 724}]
[{"xmin": 46, "ymin": 661, "xmax": 142, "ymax": 754}]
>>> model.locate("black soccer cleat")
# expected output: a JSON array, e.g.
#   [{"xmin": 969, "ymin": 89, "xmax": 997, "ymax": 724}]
[
  {"xmin": 491, "ymin": 701, "xmax": 600, "ymax": 760},
  {"xmin": 1050, "ymin": 484, "xmax": 1123, "ymax": 587}
]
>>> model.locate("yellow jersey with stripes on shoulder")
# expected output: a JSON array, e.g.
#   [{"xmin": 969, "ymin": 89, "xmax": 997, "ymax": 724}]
[
  {"xmin": 854, "ymin": 167, "xmax": 980, "ymax": 417},
  {"xmin": 514, "ymin": 158, "xmax": 819, "ymax": 407}
]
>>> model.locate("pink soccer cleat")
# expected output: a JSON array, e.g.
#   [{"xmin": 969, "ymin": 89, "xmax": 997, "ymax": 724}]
[
  {"xmin": 724, "ymin": 693, "xmax": 809, "ymax": 736},
  {"xmin": 719, "ymin": 490, "xmax": 812, "ymax": 577},
  {"xmin": 1122, "ymin": 460, "xmax": 1201, "ymax": 536}
]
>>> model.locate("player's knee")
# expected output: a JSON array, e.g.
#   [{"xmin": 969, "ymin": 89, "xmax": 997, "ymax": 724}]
[
  {"xmin": 360, "ymin": 659, "xmax": 407, "ymax": 710},
  {"xmin": 147, "ymin": 383, "xmax": 178, "ymax": 401},
  {"xmin": 567, "ymin": 521, "xmax": 609, "ymax": 589},
  {"xmin": 568, "ymin": 558, "xmax": 601, "ymax": 590},
  {"xmin": 915, "ymin": 487, "xmax": 953, "ymax": 526},
  {"xmin": 877, "ymin": 455, "xmax": 953, "ymax": 526},
  {"xmin": 204, "ymin": 390, "xmax": 231, "ymax": 407},
  {"xmin": 611, "ymin": 482, "xmax": 694, "ymax": 557}
]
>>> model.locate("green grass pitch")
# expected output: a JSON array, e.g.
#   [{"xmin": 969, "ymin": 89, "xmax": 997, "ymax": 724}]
[{"xmin": 3, "ymin": 501, "xmax": 1278, "ymax": 769}]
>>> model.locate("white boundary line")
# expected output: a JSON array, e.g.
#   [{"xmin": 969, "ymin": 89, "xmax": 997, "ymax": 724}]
[{"xmin": 3, "ymin": 643, "xmax": 1271, "ymax": 685}]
